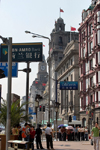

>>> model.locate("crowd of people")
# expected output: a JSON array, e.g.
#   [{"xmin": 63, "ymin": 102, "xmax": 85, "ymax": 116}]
[
  {"xmin": 11, "ymin": 123, "xmax": 54, "ymax": 150},
  {"xmin": 58, "ymin": 126, "xmax": 89, "ymax": 141}
]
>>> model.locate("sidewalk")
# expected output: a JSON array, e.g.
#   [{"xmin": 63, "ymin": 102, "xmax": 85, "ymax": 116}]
[{"xmin": 34, "ymin": 141, "xmax": 95, "ymax": 150}]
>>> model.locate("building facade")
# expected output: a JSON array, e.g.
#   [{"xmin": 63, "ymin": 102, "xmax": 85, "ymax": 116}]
[
  {"xmin": 55, "ymin": 40, "xmax": 79, "ymax": 122},
  {"xmin": 48, "ymin": 17, "xmax": 79, "ymax": 121},
  {"xmin": 79, "ymin": 0, "xmax": 100, "ymax": 129}
]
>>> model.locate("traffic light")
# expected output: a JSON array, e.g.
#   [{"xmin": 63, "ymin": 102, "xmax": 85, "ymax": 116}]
[
  {"xmin": 39, "ymin": 105, "xmax": 42, "ymax": 111},
  {"xmin": 0, "ymin": 69, "xmax": 5, "ymax": 79},
  {"xmin": 43, "ymin": 106, "xmax": 45, "ymax": 112}
]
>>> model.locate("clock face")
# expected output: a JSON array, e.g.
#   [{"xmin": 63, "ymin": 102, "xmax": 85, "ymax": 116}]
[{"xmin": 41, "ymin": 65, "xmax": 45, "ymax": 70}]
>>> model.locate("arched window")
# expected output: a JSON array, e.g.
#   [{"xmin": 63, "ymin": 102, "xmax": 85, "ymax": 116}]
[{"xmin": 59, "ymin": 36, "xmax": 63, "ymax": 44}]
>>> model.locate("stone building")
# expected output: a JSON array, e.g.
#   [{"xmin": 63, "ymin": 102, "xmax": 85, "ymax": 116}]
[
  {"xmin": 78, "ymin": 0, "xmax": 100, "ymax": 130},
  {"xmin": 55, "ymin": 40, "xmax": 79, "ymax": 122},
  {"xmin": 47, "ymin": 17, "xmax": 79, "ymax": 122}
]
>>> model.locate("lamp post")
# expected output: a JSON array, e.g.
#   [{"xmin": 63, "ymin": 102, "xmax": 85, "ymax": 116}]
[
  {"xmin": 0, "ymin": 36, "xmax": 12, "ymax": 150},
  {"xmin": 25, "ymin": 31, "xmax": 51, "ymax": 124}
]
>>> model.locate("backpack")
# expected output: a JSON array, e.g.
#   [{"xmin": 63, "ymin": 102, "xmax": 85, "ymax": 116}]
[{"xmin": 22, "ymin": 127, "xmax": 26, "ymax": 138}]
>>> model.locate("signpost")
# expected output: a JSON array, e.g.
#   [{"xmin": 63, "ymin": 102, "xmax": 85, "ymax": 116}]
[
  {"xmin": 60, "ymin": 81, "xmax": 78, "ymax": 90},
  {"xmin": 0, "ymin": 42, "xmax": 42, "ymax": 62},
  {"xmin": 0, "ymin": 62, "xmax": 18, "ymax": 77}
]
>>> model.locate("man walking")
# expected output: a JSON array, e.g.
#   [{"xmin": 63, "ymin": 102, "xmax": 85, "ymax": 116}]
[
  {"xmin": 36, "ymin": 124, "xmax": 44, "ymax": 149},
  {"xmin": 45, "ymin": 123, "xmax": 54, "ymax": 150},
  {"xmin": 91, "ymin": 122, "xmax": 100, "ymax": 150}
]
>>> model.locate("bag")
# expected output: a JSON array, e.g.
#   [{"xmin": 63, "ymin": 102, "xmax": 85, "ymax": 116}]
[{"xmin": 91, "ymin": 139, "xmax": 93, "ymax": 145}]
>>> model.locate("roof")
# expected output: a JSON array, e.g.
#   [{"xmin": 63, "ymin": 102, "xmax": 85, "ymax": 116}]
[{"xmin": 88, "ymin": 4, "xmax": 95, "ymax": 10}]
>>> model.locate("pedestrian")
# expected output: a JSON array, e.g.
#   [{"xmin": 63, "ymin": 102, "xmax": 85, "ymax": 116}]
[
  {"xmin": 58, "ymin": 127, "xmax": 61, "ymax": 141},
  {"xmin": 30, "ymin": 126, "xmax": 36, "ymax": 150},
  {"xmin": 12, "ymin": 125, "xmax": 19, "ymax": 135},
  {"xmin": 36, "ymin": 124, "xmax": 44, "ymax": 149},
  {"xmin": 63, "ymin": 127, "xmax": 66, "ymax": 141},
  {"xmin": 77, "ymin": 126, "xmax": 80, "ymax": 141},
  {"xmin": 91, "ymin": 122, "xmax": 100, "ymax": 150},
  {"xmin": 74, "ymin": 126, "xmax": 78, "ymax": 141},
  {"xmin": 45, "ymin": 123, "xmax": 54, "ymax": 150},
  {"xmin": 84, "ymin": 126, "xmax": 88, "ymax": 141},
  {"xmin": 17, "ymin": 124, "xmax": 22, "ymax": 140}
]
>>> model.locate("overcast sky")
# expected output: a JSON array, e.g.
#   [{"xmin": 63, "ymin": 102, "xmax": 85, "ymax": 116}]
[{"xmin": 0, "ymin": 0, "xmax": 91, "ymax": 99}]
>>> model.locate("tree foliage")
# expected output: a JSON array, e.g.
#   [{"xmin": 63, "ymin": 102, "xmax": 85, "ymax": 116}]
[{"xmin": 0, "ymin": 99, "xmax": 32, "ymax": 128}]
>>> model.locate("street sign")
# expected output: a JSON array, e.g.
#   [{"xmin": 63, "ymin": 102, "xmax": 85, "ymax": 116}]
[
  {"xmin": 0, "ymin": 42, "xmax": 42, "ymax": 62},
  {"xmin": 29, "ymin": 107, "xmax": 36, "ymax": 115},
  {"xmin": 60, "ymin": 81, "xmax": 78, "ymax": 90},
  {"xmin": 0, "ymin": 62, "xmax": 18, "ymax": 77}
]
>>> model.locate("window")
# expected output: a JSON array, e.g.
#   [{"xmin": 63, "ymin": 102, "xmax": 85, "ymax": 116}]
[
  {"xmin": 59, "ymin": 36, "xmax": 63, "ymax": 44},
  {"xmin": 81, "ymin": 81, "xmax": 83, "ymax": 90},
  {"xmin": 81, "ymin": 64, "xmax": 83, "ymax": 74},
  {"xmin": 71, "ymin": 74, "xmax": 73, "ymax": 81},
  {"xmin": 90, "ymin": 59, "xmax": 93, "ymax": 70},
  {"xmin": 89, "ymin": 23, "xmax": 93, "ymax": 35},
  {"xmin": 90, "ymin": 42, "xmax": 93, "ymax": 53},
  {"xmin": 59, "ymin": 57, "xmax": 62, "ymax": 62},
  {"xmin": 90, "ymin": 77, "xmax": 93, "ymax": 86},
  {"xmin": 71, "ymin": 59, "xmax": 73, "ymax": 65},
  {"xmin": 66, "ymin": 63, "xmax": 68, "ymax": 69},
  {"xmin": 90, "ymin": 95, "xmax": 93, "ymax": 104}
]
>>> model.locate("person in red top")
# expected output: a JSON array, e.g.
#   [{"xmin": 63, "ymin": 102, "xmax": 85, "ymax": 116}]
[{"xmin": 30, "ymin": 126, "xmax": 36, "ymax": 150}]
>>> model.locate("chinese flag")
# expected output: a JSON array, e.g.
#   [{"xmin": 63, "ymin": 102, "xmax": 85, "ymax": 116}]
[
  {"xmin": 71, "ymin": 27, "xmax": 76, "ymax": 31},
  {"xmin": 35, "ymin": 81, "xmax": 38, "ymax": 84},
  {"xmin": 60, "ymin": 8, "xmax": 64, "ymax": 12},
  {"xmin": 42, "ymin": 83, "xmax": 46, "ymax": 86}
]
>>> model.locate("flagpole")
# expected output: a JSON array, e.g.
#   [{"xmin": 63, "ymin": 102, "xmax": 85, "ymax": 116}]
[{"xmin": 59, "ymin": 8, "xmax": 61, "ymax": 18}]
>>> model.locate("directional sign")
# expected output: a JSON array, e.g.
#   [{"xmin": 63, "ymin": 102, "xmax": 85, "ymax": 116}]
[
  {"xmin": 60, "ymin": 81, "xmax": 78, "ymax": 90},
  {"xmin": 0, "ymin": 62, "xmax": 18, "ymax": 77},
  {"xmin": 0, "ymin": 42, "xmax": 42, "ymax": 62}
]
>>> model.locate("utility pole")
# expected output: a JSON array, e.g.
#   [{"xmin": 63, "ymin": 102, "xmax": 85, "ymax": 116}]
[{"xmin": 26, "ymin": 62, "xmax": 30, "ymax": 120}]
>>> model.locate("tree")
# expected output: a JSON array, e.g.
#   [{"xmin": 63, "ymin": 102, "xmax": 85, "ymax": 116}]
[{"xmin": 0, "ymin": 99, "xmax": 32, "ymax": 129}]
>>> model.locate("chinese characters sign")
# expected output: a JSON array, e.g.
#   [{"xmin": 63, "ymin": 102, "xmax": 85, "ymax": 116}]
[
  {"xmin": 60, "ymin": 81, "xmax": 78, "ymax": 90},
  {"xmin": 0, "ymin": 42, "xmax": 42, "ymax": 62},
  {"xmin": 0, "ymin": 62, "xmax": 18, "ymax": 77}
]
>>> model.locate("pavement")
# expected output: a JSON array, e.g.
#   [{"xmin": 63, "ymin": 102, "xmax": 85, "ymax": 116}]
[{"xmin": 34, "ymin": 141, "xmax": 95, "ymax": 150}]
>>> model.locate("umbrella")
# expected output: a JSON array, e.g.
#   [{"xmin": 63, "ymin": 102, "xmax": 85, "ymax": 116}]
[
  {"xmin": 66, "ymin": 126, "xmax": 74, "ymax": 130},
  {"xmin": 64, "ymin": 124, "xmax": 68, "ymax": 127},
  {"xmin": 58, "ymin": 124, "xmax": 64, "ymax": 128}
]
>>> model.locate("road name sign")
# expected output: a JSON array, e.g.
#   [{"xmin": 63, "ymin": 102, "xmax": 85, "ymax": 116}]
[
  {"xmin": 60, "ymin": 81, "xmax": 78, "ymax": 90},
  {"xmin": 0, "ymin": 42, "xmax": 42, "ymax": 62},
  {"xmin": 0, "ymin": 62, "xmax": 18, "ymax": 77}
]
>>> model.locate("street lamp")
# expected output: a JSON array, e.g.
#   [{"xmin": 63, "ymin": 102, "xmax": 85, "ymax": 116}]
[{"xmin": 25, "ymin": 30, "xmax": 51, "ymax": 124}]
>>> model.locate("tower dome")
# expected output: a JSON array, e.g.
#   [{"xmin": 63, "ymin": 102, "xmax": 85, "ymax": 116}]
[
  {"xmin": 55, "ymin": 17, "xmax": 65, "ymax": 32},
  {"xmin": 57, "ymin": 17, "xmax": 64, "ymax": 23}
]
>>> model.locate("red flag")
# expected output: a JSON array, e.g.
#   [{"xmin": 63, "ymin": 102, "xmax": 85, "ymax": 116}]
[
  {"xmin": 42, "ymin": 83, "xmax": 46, "ymax": 86},
  {"xmin": 60, "ymin": 8, "xmax": 64, "ymax": 12},
  {"xmin": 50, "ymin": 48, "xmax": 52, "ymax": 52},
  {"xmin": 35, "ymin": 81, "xmax": 38, "ymax": 84},
  {"xmin": 71, "ymin": 27, "xmax": 76, "ymax": 31},
  {"xmin": 43, "ymin": 45, "xmax": 45, "ymax": 47}
]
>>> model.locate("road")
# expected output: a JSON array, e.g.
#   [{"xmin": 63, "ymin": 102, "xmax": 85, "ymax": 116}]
[{"xmin": 34, "ymin": 141, "xmax": 95, "ymax": 150}]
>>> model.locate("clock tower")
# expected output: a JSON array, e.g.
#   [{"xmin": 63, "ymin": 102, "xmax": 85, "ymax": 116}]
[{"xmin": 37, "ymin": 55, "xmax": 48, "ymax": 83}]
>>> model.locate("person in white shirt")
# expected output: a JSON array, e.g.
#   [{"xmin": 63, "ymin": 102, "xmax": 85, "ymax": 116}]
[{"xmin": 45, "ymin": 124, "xmax": 54, "ymax": 150}]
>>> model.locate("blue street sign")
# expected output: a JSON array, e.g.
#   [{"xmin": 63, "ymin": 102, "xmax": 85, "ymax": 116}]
[
  {"xmin": 29, "ymin": 107, "xmax": 36, "ymax": 115},
  {"xmin": 0, "ymin": 62, "xmax": 18, "ymax": 77},
  {"xmin": 60, "ymin": 81, "xmax": 78, "ymax": 90},
  {"xmin": 73, "ymin": 116, "xmax": 76, "ymax": 120},
  {"xmin": 0, "ymin": 42, "xmax": 43, "ymax": 62}
]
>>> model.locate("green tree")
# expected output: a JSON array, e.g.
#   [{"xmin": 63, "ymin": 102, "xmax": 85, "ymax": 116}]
[{"xmin": 0, "ymin": 99, "xmax": 32, "ymax": 129}]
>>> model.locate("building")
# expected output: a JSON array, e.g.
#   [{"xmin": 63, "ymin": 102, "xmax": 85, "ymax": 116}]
[
  {"xmin": 55, "ymin": 40, "xmax": 79, "ymax": 122},
  {"xmin": 29, "ymin": 54, "xmax": 48, "ymax": 124},
  {"xmin": 48, "ymin": 17, "xmax": 79, "ymax": 122},
  {"xmin": 78, "ymin": 0, "xmax": 100, "ymax": 129}
]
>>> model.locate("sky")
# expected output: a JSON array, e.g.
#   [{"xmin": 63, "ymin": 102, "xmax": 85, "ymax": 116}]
[{"xmin": 0, "ymin": 0, "xmax": 91, "ymax": 100}]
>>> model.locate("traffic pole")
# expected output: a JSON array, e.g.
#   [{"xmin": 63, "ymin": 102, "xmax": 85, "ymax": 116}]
[{"xmin": 6, "ymin": 37, "xmax": 12, "ymax": 150}]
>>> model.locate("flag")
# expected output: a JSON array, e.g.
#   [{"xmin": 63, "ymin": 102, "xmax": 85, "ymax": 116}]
[
  {"xmin": 35, "ymin": 81, "xmax": 38, "ymax": 84},
  {"xmin": 43, "ymin": 45, "xmax": 45, "ymax": 47},
  {"xmin": 71, "ymin": 27, "xmax": 76, "ymax": 31},
  {"xmin": 50, "ymin": 48, "xmax": 52, "ymax": 52},
  {"xmin": 42, "ymin": 83, "xmax": 46, "ymax": 86},
  {"xmin": 60, "ymin": 8, "xmax": 64, "ymax": 12}
]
